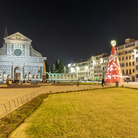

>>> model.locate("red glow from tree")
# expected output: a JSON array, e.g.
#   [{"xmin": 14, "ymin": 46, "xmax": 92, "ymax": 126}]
[{"xmin": 106, "ymin": 46, "xmax": 124, "ymax": 83}]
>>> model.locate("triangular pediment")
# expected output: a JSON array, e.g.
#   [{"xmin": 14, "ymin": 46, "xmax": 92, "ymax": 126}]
[{"xmin": 4, "ymin": 32, "xmax": 32, "ymax": 42}]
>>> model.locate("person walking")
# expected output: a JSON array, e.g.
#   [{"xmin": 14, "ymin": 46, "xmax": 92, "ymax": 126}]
[{"xmin": 102, "ymin": 78, "xmax": 104, "ymax": 87}]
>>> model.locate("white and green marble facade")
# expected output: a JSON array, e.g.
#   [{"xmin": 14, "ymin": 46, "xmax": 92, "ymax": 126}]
[{"xmin": 0, "ymin": 32, "xmax": 46, "ymax": 82}]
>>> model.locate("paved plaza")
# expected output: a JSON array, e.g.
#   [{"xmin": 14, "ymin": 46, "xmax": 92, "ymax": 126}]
[
  {"xmin": 0, "ymin": 84, "xmax": 112, "ymax": 119},
  {"xmin": 0, "ymin": 82, "xmax": 138, "ymax": 119},
  {"xmin": 0, "ymin": 87, "xmax": 41, "ymax": 105},
  {"xmin": 0, "ymin": 82, "xmax": 138, "ymax": 105},
  {"xmin": 0, "ymin": 84, "xmax": 109, "ymax": 105},
  {"xmin": 108, "ymin": 82, "xmax": 138, "ymax": 88}
]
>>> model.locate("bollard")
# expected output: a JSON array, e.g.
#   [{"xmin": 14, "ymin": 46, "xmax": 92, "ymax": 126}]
[{"xmin": 116, "ymin": 81, "xmax": 119, "ymax": 87}]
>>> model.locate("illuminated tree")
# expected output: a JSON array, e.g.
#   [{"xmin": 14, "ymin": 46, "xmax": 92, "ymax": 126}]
[{"xmin": 106, "ymin": 40, "xmax": 124, "ymax": 83}]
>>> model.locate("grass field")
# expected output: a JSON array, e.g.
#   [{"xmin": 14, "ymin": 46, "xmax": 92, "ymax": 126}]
[{"xmin": 10, "ymin": 88, "xmax": 138, "ymax": 138}]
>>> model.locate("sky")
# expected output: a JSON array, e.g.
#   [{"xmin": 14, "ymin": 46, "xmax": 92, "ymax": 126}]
[{"xmin": 0, "ymin": 0, "xmax": 138, "ymax": 67}]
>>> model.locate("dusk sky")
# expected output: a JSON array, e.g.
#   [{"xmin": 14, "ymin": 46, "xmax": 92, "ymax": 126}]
[{"xmin": 0, "ymin": 0, "xmax": 138, "ymax": 67}]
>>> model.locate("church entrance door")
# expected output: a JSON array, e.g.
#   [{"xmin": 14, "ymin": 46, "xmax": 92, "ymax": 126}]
[{"xmin": 14, "ymin": 67, "xmax": 21, "ymax": 81}]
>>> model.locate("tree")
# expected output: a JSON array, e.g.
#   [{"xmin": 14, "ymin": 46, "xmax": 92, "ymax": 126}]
[
  {"xmin": 55, "ymin": 59, "xmax": 64, "ymax": 73},
  {"xmin": 45, "ymin": 60, "xmax": 49, "ymax": 78},
  {"xmin": 106, "ymin": 43, "xmax": 124, "ymax": 83},
  {"xmin": 51, "ymin": 64, "xmax": 56, "ymax": 73}
]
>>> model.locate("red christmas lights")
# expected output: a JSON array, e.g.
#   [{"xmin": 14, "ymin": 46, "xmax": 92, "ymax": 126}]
[{"xmin": 106, "ymin": 45, "xmax": 124, "ymax": 83}]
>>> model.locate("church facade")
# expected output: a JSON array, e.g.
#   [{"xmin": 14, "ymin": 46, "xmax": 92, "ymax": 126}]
[{"xmin": 0, "ymin": 32, "xmax": 46, "ymax": 83}]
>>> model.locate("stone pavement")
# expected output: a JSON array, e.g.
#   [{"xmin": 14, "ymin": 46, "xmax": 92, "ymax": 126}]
[
  {"xmin": 108, "ymin": 82, "xmax": 138, "ymax": 88},
  {"xmin": 0, "ymin": 82, "xmax": 138, "ymax": 106},
  {"xmin": 1, "ymin": 82, "xmax": 138, "ymax": 119},
  {"xmin": 0, "ymin": 87, "xmax": 41, "ymax": 105},
  {"xmin": 0, "ymin": 84, "xmax": 111, "ymax": 105},
  {"xmin": 0, "ymin": 84, "xmax": 112, "ymax": 119}
]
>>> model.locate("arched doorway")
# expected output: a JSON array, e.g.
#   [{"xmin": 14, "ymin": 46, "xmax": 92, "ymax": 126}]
[
  {"xmin": 28, "ymin": 72, "xmax": 32, "ymax": 80},
  {"xmin": 14, "ymin": 67, "xmax": 21, "ymax": 81},
  {"xmin": 3, "ymin": 72, "xmax": 7, "ymax": 82}
]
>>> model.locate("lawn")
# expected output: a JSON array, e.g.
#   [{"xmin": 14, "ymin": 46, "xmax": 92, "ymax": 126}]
[{"xmin": 10, "ymin": 88, "xmax": 138, "ymax": 138}]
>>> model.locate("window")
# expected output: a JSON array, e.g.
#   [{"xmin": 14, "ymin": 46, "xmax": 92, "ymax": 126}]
[
  {"xmin": 136, "ymin": 57, "xmax": 138, "ymax": 62},
  {"xmin": 126, "ymin": 56, "xmax": 128, "ymax": 60},
  {"xmin": 129, "ymin": 69, "xmax": 131, "ymax": 74},
  {"xmin": 122, "ymin": 57, "xmax": 124, "ymax": 60},
  {"xmin": 122, "ymin": 63, "xmax": 125, "ymax": 67},
  {"xmin": 133, "ymin": 69, "xmax": 135, "ymax": 73},
  {"xmin": 125, "ymin": 51, "xmax": 128, "ymax": 54},
  {"xmin": 126, "ymin": 70, "xmax": 128, "ymax": 75},
  {"xmin": 129, "ymin": 62, "xmax": 131, "ymax": 66},
  {"xmin": 126, "ymin": 63, "xmax": 128, "ymax": 67},
  {"xmin": 136, "ymin": 74, "xmax": 138, "ymax": 78},
  {"xmin": 125, "ymin": 44, "xmax": 132, "ymax": 48},
  {"xmin": 120, "ymin": 63, "xmax": 121, "ymax": 67},
  {"xmin": 118, "ymin": 46, "xmax": 124, "ymax": 50},
  {"xmin": 132, "ymin": 55, "xmax": 134, "ymax": 59},
  {"xmin": 119, "ymin": 58, "xmax": 121, "ymax": 61},
  {"xmin": 122, "ymin": 70, "xmax": 124, "ymax": 75},
  {"xmin": 128, "ymin": 50, "xmax": 133, "ymax": 53},
  {"xmin": 129, "ymin": 56, "xmax": 131, "ymax": 59},
  {"xmin": 133, "ymin": 62, "xmax": 134, "ymax": 66},
  {"xmin": 136, "ymin": 66, "xmax": 138, "ymax": 70}
]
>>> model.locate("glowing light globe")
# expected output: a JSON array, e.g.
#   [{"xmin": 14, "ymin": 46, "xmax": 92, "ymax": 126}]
[{"xmin": 111, "ymin": 40, "xmax": 116, "ymax": 46}]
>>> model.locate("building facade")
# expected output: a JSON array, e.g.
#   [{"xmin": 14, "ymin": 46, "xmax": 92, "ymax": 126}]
[
  {"xmin": 116, "ymin": 38, "xmax": 138, "ymax": 81},
  {"xmin": 0, "ymin": 32, "xmax": 46, "ymax": 83},
  {"xmin": 47, "ymin": 72, "xmax": 77, "ymax": 82},
  {"xmin": 89, "ymin": 53, "xmax": 109, "ymax": 81},
  {"xmin": 65, "ymin": 38, "xmax": 138, "ymax": 82},
  {"xmin": 65, "ymin": 60, "xmax": 91, "ymax": 81}
]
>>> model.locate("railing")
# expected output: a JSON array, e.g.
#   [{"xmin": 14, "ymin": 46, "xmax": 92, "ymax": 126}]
[
  {"xmin": 0, "ymin": 85, "xmax": 111, "ymax": 119},
  {"xmin": 0, "ymin": 89, "xmax": 42, "ymax": 119}
]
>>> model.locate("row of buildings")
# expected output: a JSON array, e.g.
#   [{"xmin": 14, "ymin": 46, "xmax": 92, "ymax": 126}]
[
  {"xmin": 0, "ymin": 28, "xmax": 138, "ymax": 82},
  {"xmin": 65, "ymin": 38, "xmax": 138, "ymax": 82}
]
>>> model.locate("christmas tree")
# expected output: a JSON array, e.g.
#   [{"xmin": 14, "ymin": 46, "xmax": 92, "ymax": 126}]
[{"xmin": 106, "ymin": 40, "xmax": 124, "ymax": 83}]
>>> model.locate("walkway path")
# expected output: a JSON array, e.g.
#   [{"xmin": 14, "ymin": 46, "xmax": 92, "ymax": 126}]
[
  {"xmin": 108, "ymin": 82, "xmax": 138, "ymax": 88},
  {"xmin": 0, "ymin": 84, "xmax": 111, "ymax": 119},
  {"xmin": 0, "ymin": 84, "xmax": 111, "ymax": 105}
]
